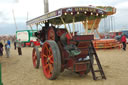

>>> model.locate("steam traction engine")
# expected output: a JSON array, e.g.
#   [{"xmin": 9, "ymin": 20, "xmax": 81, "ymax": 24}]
[{"xmin": 27, "ymin": 6, "xmax": 106, "ymax": 80}]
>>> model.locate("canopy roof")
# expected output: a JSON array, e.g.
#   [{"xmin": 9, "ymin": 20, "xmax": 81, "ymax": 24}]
[{"xmin": 27, "ymin": 6, "xmax": 107, "ymax": 26}]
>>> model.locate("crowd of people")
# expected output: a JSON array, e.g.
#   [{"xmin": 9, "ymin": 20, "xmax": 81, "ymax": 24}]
[
  {"xmin": 0, "ymin": 39, "xmax": 11, "ymax": 57},
  {"xmin": 0, "ymin": 39, "xmax": 22, "ymax": 58}
]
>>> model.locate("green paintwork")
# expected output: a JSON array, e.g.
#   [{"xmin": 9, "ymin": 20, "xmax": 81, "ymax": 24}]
[
  {"xmin": 16, "ymin": 30, "xmax": 37, "ymax": 43},
  {"xmin": 96, "ymin": 6, "xmax": 115, "ymax": 13},
  {"xmin": 0, "ymin": 64, "xmax": 3, "ymax": 85}
]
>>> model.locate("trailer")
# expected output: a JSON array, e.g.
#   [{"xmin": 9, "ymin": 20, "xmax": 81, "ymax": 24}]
[{"xmin": 16, "ymin": 30, "xmax": 40, "ymax": 47}]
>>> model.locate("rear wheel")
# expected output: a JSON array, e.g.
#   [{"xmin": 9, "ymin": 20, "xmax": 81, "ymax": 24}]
[
  {"xmin": 32, "ymin": 46, "xmax": 40, "ymax": 68},
  {"xmin": 41, "ymin": 40, "xmax": 61, "ymax": 80}
]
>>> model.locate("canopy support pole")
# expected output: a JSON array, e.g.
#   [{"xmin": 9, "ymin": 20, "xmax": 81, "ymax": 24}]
[
  {"xmin": 85, "ymin": 18, "xmax": 88, "ymax": 35},
  {"xmin": 29, "ymin": 25, "xmax": 34, "ymax": 33},
  {"xmin": 36, "ymin": 24, "xmax": 38, "ymax": 31},
  {"xmin": 60, "ymin": 17, "xmax": 72, "ymax": 38},
  {"xmin": 73, "ymin": 17, "xmax": 75, "ymax": 36},
  {"xmin": 29, "ymin": 25, "xmax": 33, "ymax": 30},
  {"xmin": 96, "ymin": 28, "xmax": 101, "ymax": 38},
  {"xmin": 39, "ymin": 24, "xmax": 43, "ymax": 27},
  {"xmin": 12, "ymin": 9, "xmax": 18, "ymax": 31},
  {"xmin": 68, "ymin": 24, "xmax": 71, "ymax": 32},
  {"xmin": 90, "ymin": 19, "xmax": 96, "ymax": 34}
]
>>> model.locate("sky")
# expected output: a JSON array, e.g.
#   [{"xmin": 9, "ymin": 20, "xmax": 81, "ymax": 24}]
[{"xmin": 0, "ymin": 0, "xmax": 128, "ymax": 35}]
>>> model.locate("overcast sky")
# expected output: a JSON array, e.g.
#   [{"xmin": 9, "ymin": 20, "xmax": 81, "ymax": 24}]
[{"xmin": 0, "ymin": 0, "xmax": 128, "ymax": 35}]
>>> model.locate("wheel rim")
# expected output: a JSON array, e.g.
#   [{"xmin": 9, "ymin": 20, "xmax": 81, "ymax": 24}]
[
  {"xmin": 42, "ymin": 42, "xmax": 54, "ymax": 78},
  {"xmin": 32, "ymin": 48, "xmax": 37, "ymax": 68},
  {"xmin": 47, "ymin": 28, "xmax": 55, "ymax": 40}
]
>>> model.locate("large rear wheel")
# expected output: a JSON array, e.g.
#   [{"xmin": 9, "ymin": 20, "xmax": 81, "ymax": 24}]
[
  {"xmin": 32, "ymin": 46, "xmax": 40, "ymax": 68},
  {"xmin": 41, "ymin": 40, "xmax": 61, "ymax": 80}
]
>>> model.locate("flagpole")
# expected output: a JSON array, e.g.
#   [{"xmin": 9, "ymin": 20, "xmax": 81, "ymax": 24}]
[{"xmin": 12, "ymin": 9, "xmax": 18, "ymax": 31}]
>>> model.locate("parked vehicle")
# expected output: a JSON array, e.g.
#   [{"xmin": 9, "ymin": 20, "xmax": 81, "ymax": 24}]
[{"xmin": 16, "ymin": 30, "xmax": 40, "ymax": 47}]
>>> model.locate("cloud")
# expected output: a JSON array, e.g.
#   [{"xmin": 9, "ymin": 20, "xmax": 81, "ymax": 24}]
[
  {"xmin": 0, "ymin": 11, "xmax": 10, "ymax": 23},
  {"xmin": 0, "ymin": 0, "xmax": 44, "ymax": 24},
  {"xmin": 115, "ymin": 1, "xmax": 128, "ymax": 9},
  {"xmin": 0, "ymin": 0, "xmax": 19, "ymax": 3}
]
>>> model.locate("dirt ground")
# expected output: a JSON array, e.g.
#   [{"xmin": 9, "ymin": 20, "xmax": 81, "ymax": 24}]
[{"xmin": 0, "ymin": 44, "xmax": 128, "ymax": 85}]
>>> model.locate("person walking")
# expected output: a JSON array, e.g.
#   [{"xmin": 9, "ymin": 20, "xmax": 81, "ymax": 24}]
[
  {"xmin": 14, "ymin": 40, "xmax": 16, "ymax": 50},
  {"xmin": 0, "ymin": 41, "xmax": 3, "ymax": 56},
  {"xmin": 17, "ymin": 39, "xmax": 22, "ymax": 55},
  {"xmin": 5, "ymin": 41, "xmax": 10, "ymax": 58},
  {"xmin": 7, "ymin": 39, "xmax": 11, "ymax": 47},
  {"xmin": 121, "ymin": 34, "xmax": 127, "ymax": 51}
]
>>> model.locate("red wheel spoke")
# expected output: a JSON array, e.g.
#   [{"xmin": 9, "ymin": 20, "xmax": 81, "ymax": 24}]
[
  {"xmin": 49, "ymin": 57, "xmax": 54, "ymax": 64},
  {"xmin": 35, "ymin": 56, "xmax": 37, "ymax": 59},
  {"xmin": 43, "ymin": 54, "xmax": 47, "ymax": 58},
  {"xmin": 33, "ymin": 52, "xmax": 36, "ymax": 57},
  {"xmin": 48, "ymin": 70, "xmax": 51, "ymax": 75},
  {"xmin": 34, "ymin": 57, "xmax": 36, "ymax": 61},
  {"xmin": 45, "ymin": 45, "xmax": 50, "ymax": 55},
  {"xmin": 49, "ymin": 55, "xmax": 53, "ymax": 58},
  {"xmin": 48, "ymin": 49, "xmax": 52, "ymax": 56},
  {"xmin": 49, "ymin": 64, "xmax": 53, "ymax": 73},
  {"xmin": 44, "ymin": 64, "xmax": 49, "ymax": 69},
  {"xmin": 45, "ymin": 45, "xmax": 49, "ymax": 51}
]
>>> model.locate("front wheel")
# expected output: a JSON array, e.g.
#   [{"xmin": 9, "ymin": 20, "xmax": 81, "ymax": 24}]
[
  {"xmin": 32, "ymin": 46, "xmax": 40, "ymax": 68},
  {"xmin": 41, "ymin": 40, "xmax": 61, "ymax": 80}
]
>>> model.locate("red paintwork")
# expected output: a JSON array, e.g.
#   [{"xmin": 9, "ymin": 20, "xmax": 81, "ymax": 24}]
[
  {"xmin": 47, "ymin": 27, "xmax": 55, "ymax": 40},
  {"xmin": 26, "ymin": 41, "xmax": 40, "ymax": 46},
  {"xmin": 41, "ymin": 42, "xmax": 54, "ymax": 79},
  {"xmin": 33, "ymin": 41, "xmax": 40, "ymax": 46},
  {"xmin": 66, "ymin": 33, "xmax": 72, "ymax": 40},
  {"xmin": 121, "ymin": 35, "xmax": 126, "ymax": 43},
  {"xmin": 56, "ymin": 28, "xmax": 94, "ymax": 74},
  {"xmin": 108, "ymin": 32, "xmax": 122, "ymax": 38},
  {"xmin": 56, "ymin": 29, "xmax": 67, "ymax": 36},
  {"xmin": 66, "ymin": 33, "xmax": 72, "ymax": 44},
  {"xmin": 32, "ymin": 48, "xmax": 37, "ymax": 68},
  {"xmin": 35, "ymin": 26, "xmax": 94, "ymax": 78},
  {"xmin": 26, "ymin": 42, "xmax": 31, "ymax": 46}
]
